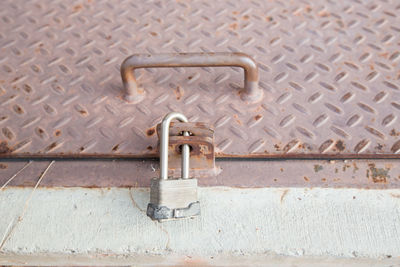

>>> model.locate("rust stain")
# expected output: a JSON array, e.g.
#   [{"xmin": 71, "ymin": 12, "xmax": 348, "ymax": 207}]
[
  {"xmin": 0, "ymin": 141, "xmax": 12, "ymax": 154},
  {"xmin": 23, "ymin": 84, "xmax": 32, "ymax": 93},
  {"xmin": 11, "ymin": 77, "xmax": 21, "ymax": 83},
  {"xmin": 254, "ymin": 114, "xmax": 262, "ymax": 121},
  {"xmin": 314, "ymin": 164, "xmax": 323, "ymax": 172},
  {"xmin": 174, "ymin": 86, "xmax": 184, "ymax": 100},
  {"xmin": 146, "ymin": 145, "xmax": 153, "ymax": 151},
  {"xmin": 73, "ymin": 4, "xmax": 83, "ymax": 12},
  {"xmin": 229, "ymin": 23, "xmax": 238, "ymax": 30},
  {"xmin": 78, "ymin": 109, "xmax": 88, "ymax": 116},
  {"xmin": 105, "ymin": 35, "xmax": 112, "ymax": 40},
  {"xmin": 0, "ymin": 163, "xmax": 7, "ymax": 169},
  {"xmin": 199, "ymin": 144, "xmax": 210, "ymax": 154},
  {"xmin": 242, "ymin": 15, "xmax": 249, "ymax": 20},
  {"xmin": 390, "ymin": 193, "xmax": 400, "ymax": 198},
  {"xmin": 385, "ymin": 163, "xmax": 393, "ymax": 169},
  {"xmin": 379, "ymin": 52, "xmax": 389, "ymax": 59},
  {"xmin": 13, "ymin": 105, "xmax": 23, "ymax": 114},
  {"xmin": 390, "ymin": 129, "xmax": 400, "ymax": 136},
  {"xmin": 146, "ymin": 127, "xmax": 155, "ymax": 136},
  {"xmin": 335, "ymin": 140, "xmax": 345, "ymax": 151},
  {"xmin": 280, "ymin": 189, "xmax": 289, "ymax": 203},
  {"xmin": 366, "ymin": 163, "xmax": 390, "ymax": 183},
  {"xmin": 274, "ymin": 144, "xmax": 281, "ymax": 151},
  {"xmin": 342, "ymin": 163, "xmax": 351, "ymax": 172},
  {"xmin": 150, "ymin": 32, "xmax": 158, "ymax": 37},
  {"xmin": 54, "ymin": 130, "xmax": 61, "ymax": 137},
  {"xmin": 265, "ymin": 16, "xmax": 273, "ymax": 21},
  {"xmin": 112, "ymin": 144, "xmax": 120, "ymax": 152},
  {"xmin": 45, "ymin": 142, "xmax": 57, "ymax": 152},
  {"xmin": 233, "ymin": 114, "xmax": 242, "ymax": 125},
  {"xmin": 375, "ymin": 143, "xmax": 384, "ymax": 151},
  {"xmin": 353, "ymin": 162, "xmax": 359, "ymax": 173},
  {"xmin": 318, "ymin": 11, "xmax": 330, "ymax": 17},
  {"xmin": 303, "ymin": 176, "xmax": 310, "ymax": 182}
]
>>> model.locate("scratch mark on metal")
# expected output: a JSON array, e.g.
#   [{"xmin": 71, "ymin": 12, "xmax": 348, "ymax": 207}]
[{"xmin": 0, "ymin": 161, "xmax": 33, "ymax": 191}]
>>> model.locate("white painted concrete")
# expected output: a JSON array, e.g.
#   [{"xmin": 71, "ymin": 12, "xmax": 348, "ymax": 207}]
[{"xmin": 0, "ymin": 187, "xmax": 399, "ymax": 265}]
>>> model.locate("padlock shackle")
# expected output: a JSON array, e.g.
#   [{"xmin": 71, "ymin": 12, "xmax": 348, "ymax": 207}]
[{"xmin": 160, "ymin": 112, "xmax": 190, "ymax": 180}]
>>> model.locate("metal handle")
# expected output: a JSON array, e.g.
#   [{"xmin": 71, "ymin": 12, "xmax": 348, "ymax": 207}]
[
  {"xmin": 120, "ymin": 52, "xmax": 262, "ymax": 103},
  {"xmin": 160, "ymin": 112, "xmax": 190, "ymax": 180}
]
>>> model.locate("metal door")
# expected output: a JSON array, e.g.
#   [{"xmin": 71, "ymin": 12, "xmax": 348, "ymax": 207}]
[{"xmin": 1, "ymin": 0, "xmax": 399, "ymax": 187}]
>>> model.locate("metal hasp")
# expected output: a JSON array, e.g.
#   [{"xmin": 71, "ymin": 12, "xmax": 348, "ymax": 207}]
[
  {"xmin": 147, "ymin": 112, "xmax": 200, "ymax": 222},
  {"xmin": 121, "ymin": 52, "xmax": 262, "ymax": 103},
  {"xmin": 156, "ymin": 122, "xmax": 215, "ymax": 178}
]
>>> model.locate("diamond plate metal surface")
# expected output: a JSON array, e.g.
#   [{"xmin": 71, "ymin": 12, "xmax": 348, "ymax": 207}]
[{"xmin": 0, "ymin": 0, "xmax": 399, "ymax": 157}]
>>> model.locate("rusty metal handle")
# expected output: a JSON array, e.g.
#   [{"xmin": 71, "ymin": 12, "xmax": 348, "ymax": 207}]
[{"xmin": 120, "ymin": 52, "xmax": 262, "ymax": 103}]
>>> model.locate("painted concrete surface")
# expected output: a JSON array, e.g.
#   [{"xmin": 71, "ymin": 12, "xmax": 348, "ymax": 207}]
[{"xmin": 0, "ymin": 187, "xmax": 400, "ymax": 265}]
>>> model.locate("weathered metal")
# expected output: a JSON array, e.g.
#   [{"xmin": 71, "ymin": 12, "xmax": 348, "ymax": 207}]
[
  {"xmin": 156, "ymin": 122, "xmax": 215, "ymax": 177},
  {"xmin": 1, "ymin": 159, "xmax": 399, "ymax": 189},
  {"xmin": 0, "ymin": 0, "xmax": 399, "ymax": 158},
  {"xmin": 147, "ymin": 179, "xmax": 200, "ymax": 221},
  {"xmin": 121, "ymin": 52, "xmax": 261, "ymax": 103}
]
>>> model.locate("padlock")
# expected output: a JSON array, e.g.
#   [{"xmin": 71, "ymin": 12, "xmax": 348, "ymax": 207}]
[{"xmin": 146, "ymin": 112, "xmax": 200, "ymax": 221}]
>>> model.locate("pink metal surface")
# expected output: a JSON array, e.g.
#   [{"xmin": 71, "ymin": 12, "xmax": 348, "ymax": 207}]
[
  {"xmin": 0, "ymin": 0, "xmax": 399, "ymax": 157},
  {"xmin": 0, "ymin": 160, "xmax": 399, "ymax": 188}
]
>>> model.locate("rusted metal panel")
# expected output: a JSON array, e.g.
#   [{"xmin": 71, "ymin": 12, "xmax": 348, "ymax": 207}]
[
  {"xmin": 1, "ymin": 160, "xmax": 399, "ymax": 189},
  {"xmin": 0, "ymin": 0, "xmax": 399, "ymax": 158}
]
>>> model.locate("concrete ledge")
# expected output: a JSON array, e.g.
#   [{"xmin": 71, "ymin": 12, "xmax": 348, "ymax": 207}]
[
  {"xmin": 0, "ymin": 253, "xmax": 399, "ymax": 266},
  {"xmin": 0, "ymin": 187, "xmax": 399, "ymax": 265}
]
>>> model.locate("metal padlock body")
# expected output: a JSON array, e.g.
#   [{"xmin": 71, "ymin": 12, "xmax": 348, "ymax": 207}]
[
  {"xmin": 146, "ymin": 112, "xmax": 201, "ymax": 222},
  {"xmin": 147, "ymin": 178, "xmax": 200, "ymax": 221}
]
